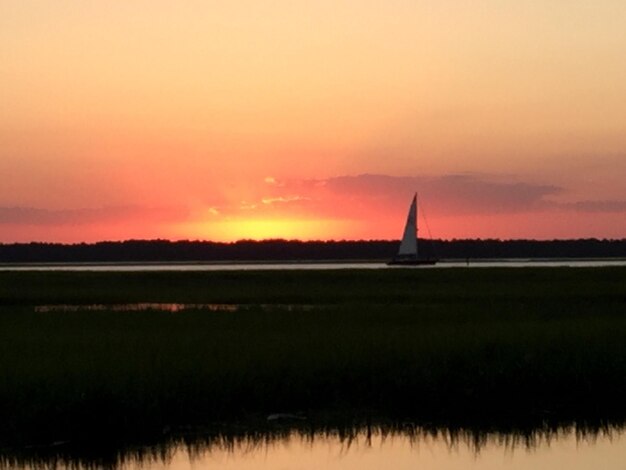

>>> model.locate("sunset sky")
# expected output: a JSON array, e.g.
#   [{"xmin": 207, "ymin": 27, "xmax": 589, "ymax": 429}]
[{"xmin": 1, "ymin": 1, "xmax": 625, "ymax": 242}]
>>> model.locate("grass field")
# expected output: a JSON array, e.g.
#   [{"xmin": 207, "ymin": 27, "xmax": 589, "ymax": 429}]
[{"xmin": 1, "ymin": 267, "xmax": 626, "ymax": 453}]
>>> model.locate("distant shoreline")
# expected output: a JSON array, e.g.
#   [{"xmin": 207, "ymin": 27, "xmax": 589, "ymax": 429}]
[{"xmin": 1, "ymin": 238, "xmax": 626, "ymax": 263}]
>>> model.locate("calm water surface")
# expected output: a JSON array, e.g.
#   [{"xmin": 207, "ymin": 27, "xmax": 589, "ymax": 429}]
[
  {"xmin": 34, "ymin": 303, "xmax": 313, "ymax": 312},
  {"xmin": 2, "ymin": 259, "xmax": 626, "ymax": 271},
  {"xmin": 119, "ymin": 430, "xmax": 626, "ymax": 470}
]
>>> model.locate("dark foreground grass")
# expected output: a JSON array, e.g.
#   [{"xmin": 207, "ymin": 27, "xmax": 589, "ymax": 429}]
[
  {"xmin": 1, "ymin": 267, "xmax": 625, "ymax": 455},
  {"xmin": 1, "ymin": 266, "xmax": 625, "ymax": 306}
]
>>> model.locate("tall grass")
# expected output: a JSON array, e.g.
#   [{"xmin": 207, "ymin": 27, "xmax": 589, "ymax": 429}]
[{"xmin": 1, "ymin": 267, "xmax": 624, "ymax": 306}]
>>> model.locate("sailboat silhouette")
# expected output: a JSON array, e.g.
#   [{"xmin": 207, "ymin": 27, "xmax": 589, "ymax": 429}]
[{"xmin": 388, "ymin": 194, "xmax": 438, "ymax": 266}]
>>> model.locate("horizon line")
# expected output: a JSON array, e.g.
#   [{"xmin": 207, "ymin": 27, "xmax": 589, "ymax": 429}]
[{"xmin": 1, "ymin": 237, "xmax": 626, "ymax": 246}]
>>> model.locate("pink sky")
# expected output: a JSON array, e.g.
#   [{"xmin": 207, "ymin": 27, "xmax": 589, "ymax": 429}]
[{"xmin": 1, "ymin": 1, "xmax": 625, "ymax": 242}]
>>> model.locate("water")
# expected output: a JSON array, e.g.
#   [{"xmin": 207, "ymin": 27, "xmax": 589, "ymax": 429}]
[
  {"xmin": 34, "ymin": 303, "xmax": 313, "ymax": 313},
  {"xmin": 2, "ymin": 259, "xmax": 626, "ymax": 271},
  {"xmin": 134, "ymin": 431, "xmax": 626, "ymax": 470},
  {"xmin": 4, "ymin": 427, "xmax": 625, "ymax": 470}
]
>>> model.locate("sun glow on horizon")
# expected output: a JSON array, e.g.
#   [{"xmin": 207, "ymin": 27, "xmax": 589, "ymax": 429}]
[{"xmin": 182, "ymin": 218, "xmax": 356, "ymax": 242}]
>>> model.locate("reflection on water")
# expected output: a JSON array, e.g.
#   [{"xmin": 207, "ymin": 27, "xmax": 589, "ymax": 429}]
[
  {"xmin": 34, "ymin": 303, "xmax": 314, "ymax": 313},
  {"xmin": 2, "ymin": 259, "xmax": 626, "ymax": 271},
  {"xmin": 2, "ymin": 425, "xmax": 625, "ymax": 470}
]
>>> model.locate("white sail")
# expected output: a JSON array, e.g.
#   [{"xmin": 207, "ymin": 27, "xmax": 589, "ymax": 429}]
[{"xmin": 396, "ymin": 194, "xmax": 418, "ymax": 258}]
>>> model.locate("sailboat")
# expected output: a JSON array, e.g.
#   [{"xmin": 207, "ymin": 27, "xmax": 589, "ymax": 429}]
[{"xmin": 388, "ymin": 193, "xmax": 438, "ymax": 266}]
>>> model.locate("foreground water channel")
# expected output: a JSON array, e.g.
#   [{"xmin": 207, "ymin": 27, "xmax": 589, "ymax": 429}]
[
  {"xmin": 3, "ymin": 427, "xmax": 625, "ymax": 470},
  {"xmin": 131, "ymin": 430, "xmax": 626, "ymax": 470},
  {"xmin": 2, "ymin": 259, "xmax": 626, "ymax": 271}
]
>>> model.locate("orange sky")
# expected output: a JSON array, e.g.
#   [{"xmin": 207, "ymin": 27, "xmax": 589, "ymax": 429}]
[{"xmin": 1, "ymin": 1, "xmax": 625, "ymax": 242}]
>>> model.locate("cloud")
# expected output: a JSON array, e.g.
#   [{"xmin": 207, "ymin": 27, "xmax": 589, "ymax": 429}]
[
  {"xmin": 0, "ymin": 206, "xmax": 188, "ymax": 226},
  {"xmin": 7, "ymin": 174, "xmax": 620, "ymax": 234},
  {"xmin": 239, "ymin": 202, "xmax": 258, "ymax": 211},
  {"xmin": 559, "ymin": 200, "xmax": 626, "ymax": 213},
  {"xmin": 207, "ymin": 173, "xmax": 626, "ymax": 223},
  {"xmin": 261, "ymin": 196, "xmax": 310, "ymax": 205},
  {"xmin": 281, "ymin": 173, "xmax": 626, "ymax": 218},
  {"xmin": 306, "ymin": 173, "xmax": 563, "ymax": 216}
]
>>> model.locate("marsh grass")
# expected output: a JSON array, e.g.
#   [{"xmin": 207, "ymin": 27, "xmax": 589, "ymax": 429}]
[
  {"xmin": 0, "ymin": 268, "xmax": 625, "ymax": 453},
  {"xmin": 1, "ymin": 267, "xmax": 624, "ymax": 306}
]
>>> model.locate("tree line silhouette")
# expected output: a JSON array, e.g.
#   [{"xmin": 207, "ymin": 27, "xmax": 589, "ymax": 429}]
[{"xmin": 0, "ymin": 238, "xmax": 625, "ymax": 262}]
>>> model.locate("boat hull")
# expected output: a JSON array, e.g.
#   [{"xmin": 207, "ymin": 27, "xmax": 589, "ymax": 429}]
[{"xmin": 387, "ymin": 259, "xmax": 438, "ymax": 266}]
